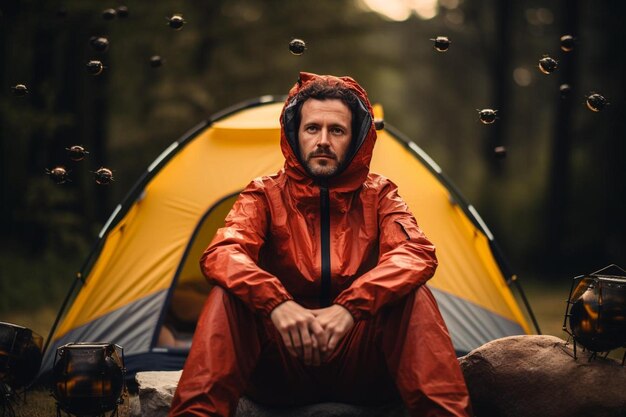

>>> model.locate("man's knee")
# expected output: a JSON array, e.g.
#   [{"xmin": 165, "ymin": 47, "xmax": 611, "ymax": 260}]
[
  {"xmin": 412, "ymin": 285, "xmax": 438, "ymax": 309},
  {"xmin": 384, "ymin": 285, "xmax": 437, "ymax": 316},
  {"xmin": 196, "ymin": 286, "xmax": 254, "ymax": 329},
  {"xmin": 204, "ymin": 285, "xmax": 246, "ymax": 311}
]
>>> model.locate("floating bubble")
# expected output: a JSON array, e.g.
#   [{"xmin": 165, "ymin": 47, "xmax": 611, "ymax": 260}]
[
  {"xmin": 149, "ymin": 55, "xmax": 163, "ymax": 68},
  {"xmin": 585, "ymin": 93, "xmax": 608, "ymax": 112},
  {"xmin": 560, "ymin": 34, "xmax": 575, "ymax": 52},
  {"xmin": 66, "ymin": 145, "xmax": 89, "ymax": 162},
  {"xmin": 11, "ymin": 84, "xmax": 28, "ymax": 96},
  {"xmin": 478, "ymin": 109, "xmax": 497, "ymax": 124},
  {"xmin": 86, "ymin": 60, "xmax": 104, "ymax": 76},
  {"xmin": 168, "ymin": 14, "xmax": 185, "ymax": 30},
  {"xmin": 90, "ymin": 37, "xmax": 109, "ymax": 53},
  {"xmin": 94, "ymin": 167, "xmax": 114, "ymax": 185},
  {"xmin": 116, "ymin": 6, "xmax": 129, "ymax": 18},
  {"xmin": 289, "ymin": 38, "xmax": 306, "ymax": 55},
  {"xmin": 512, "ymin": 67, "xmax": 532, "ymax": 87},
  {"xmin": 102, "ymin": 8, "xmax": 117, "ymax": 20},
  {"xmin": 46, "ymin": 166, "xmax": 69, "ymax": 184},
  {"xmin": 538, "ymin": 55, "xmax": 558, "ymax": 74},
  {"xmin": 559, "ymin": 83, "xmax": 571, "ymax": 99},
  {"xmin": 494, "ymin": 146, "xmax": 507, "ymax": 159},
  {"xmin": 431, "ymin": 36, "xmax": 451, "ymax": 52}
]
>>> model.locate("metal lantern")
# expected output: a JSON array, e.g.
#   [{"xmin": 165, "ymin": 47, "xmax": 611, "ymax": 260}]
[
  {"xmin": 563, "ymin": 264, "xmax": 626, "ymax": 364},
  {"xmin": 52, "ymin": 343, "xmax": 125, "ymax": 417},
  {"xmin": 0, "ymin": 322, "xmax": 43, "ymax": 417},
  {"xmin": 0, "ymin": 322, "xmax": 43, "ymax": 389}
]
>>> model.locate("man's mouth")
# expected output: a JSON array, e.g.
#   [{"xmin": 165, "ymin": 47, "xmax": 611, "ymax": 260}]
[{"xmin": 310, "ymin": 154, "xmax": 335, "ymax": 160}]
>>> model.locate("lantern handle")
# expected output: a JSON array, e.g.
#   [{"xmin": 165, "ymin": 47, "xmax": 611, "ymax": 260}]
[{"xmin": 589, "ymin": 264, "xmax": 626, "ymax": 277}]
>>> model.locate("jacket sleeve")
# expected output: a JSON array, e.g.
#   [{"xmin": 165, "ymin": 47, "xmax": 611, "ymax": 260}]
[
  {"xmin": 333, "ymin": 179, "xmax": 438, "ymax": 321},
  {"xmin": 200, "ymin": 179, "xmax": 293, "ymax": 317}
]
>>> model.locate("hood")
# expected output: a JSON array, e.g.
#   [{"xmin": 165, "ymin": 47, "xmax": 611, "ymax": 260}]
[{"xmin": 279, "ymin": 72, "xmax": 376, "ymax": 192}]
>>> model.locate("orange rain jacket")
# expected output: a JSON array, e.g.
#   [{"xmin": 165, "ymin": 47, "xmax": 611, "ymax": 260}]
[{"xmin": 200, "ymin": 72, "xmax": 438, "ymax": 321}]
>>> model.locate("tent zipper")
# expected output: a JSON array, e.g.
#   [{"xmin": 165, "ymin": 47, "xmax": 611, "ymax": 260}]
[{"xmin": 319, "ymin": 184, "xmax": 331, "ymax": 307}]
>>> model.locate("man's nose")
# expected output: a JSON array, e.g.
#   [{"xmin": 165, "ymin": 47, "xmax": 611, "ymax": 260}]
[{"xmin": 317, "ymin": 128, "xmax": 330, "ymax": 147}]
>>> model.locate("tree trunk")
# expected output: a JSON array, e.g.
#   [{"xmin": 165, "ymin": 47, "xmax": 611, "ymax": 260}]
[{"xmin": 544, "ymin": 0, "xmax": 579, "ymax": 270}]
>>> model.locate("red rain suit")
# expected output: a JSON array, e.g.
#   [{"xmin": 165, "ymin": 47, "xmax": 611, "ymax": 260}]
[{"xmin": 169, "ymin": 72, "xmax": 472, "ymax": 416}]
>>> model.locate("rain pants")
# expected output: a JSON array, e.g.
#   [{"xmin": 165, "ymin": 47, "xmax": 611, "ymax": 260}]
[{"xmin": 169, "ymin": 72, "xmax": 472, "ymax": 416}]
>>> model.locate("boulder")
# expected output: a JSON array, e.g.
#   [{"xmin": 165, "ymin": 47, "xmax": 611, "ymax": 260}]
[
  {"xmin": 134, "ymin": 370, "xmax": 181, "ymax": 417},
  {"xmin": 133, "ymin": 370, "xmax": 407, "ymax": 417},
  {"xmin": 459, "ymin": 335, "xmax": 626, "ymax": 417}
]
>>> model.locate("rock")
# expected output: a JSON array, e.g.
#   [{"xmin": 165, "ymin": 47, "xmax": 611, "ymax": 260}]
[
  {"xmin": 134, "ymin": 370, "xmax": 407, "ymax": 417},
  {"xmin": 459, "ymin": 335, "xmax": 626, "ymax": 417},
  {"xmin": 135, "ymin": 370, "xmax": 182, "ymax": 417}
]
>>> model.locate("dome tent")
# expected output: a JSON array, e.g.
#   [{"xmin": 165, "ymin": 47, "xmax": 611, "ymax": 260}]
[{"xmin": 41, "ymin": 96, "xmax": 537, "ymax": 377}]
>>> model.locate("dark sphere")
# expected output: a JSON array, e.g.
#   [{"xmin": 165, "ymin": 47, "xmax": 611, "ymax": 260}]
[
  {"xmin": 102, "ymin": 8, "xmax": 117, "ymax": 20},
  {"xmin": 90, "ymin": 36, "xmax": 110, "ymax": 53},
  {"xmin": 538, "ymin": 56, "xmax": 558, "ymax": 74},
  {"xmin": 431, "ymin": 36, "xmax": 451, "ymax": 52},
  {"xmin": 67, "ymin": 145, "xmax": 89, "ymax": 162},
  {"xmin": 560, "ymin": 34, "xmax": 575, "ymax": 52},
  {"xmin": 149, "ymin": 55, "xmax": 163, "ymax": 68},
  {"xmin": 94, "ymin": 167, "xmax": 114, "ymax": 185},
  {"xmin": 494, "ymin": 146, "xmax": 507, "ymax": 159},
  {"xmin": 47, "ymin": 166, "xmax": 69, "ymax": 184},
  {"xmin": 116, "ymin": 6, "xmax": 129, "ymax": 18},
  {"xmin": 478, "ymin": 109, "xmax": 497, "ymax": 124},
  {"xmin": 586, "ymin": 93, "xmax": 607, "ymax": 112},
  {"xmin": 559, "ymin": 83, "xmax": 572, "ymax": 99},
  {"xmin": 11, "ymin": 84, "xmax": 28, "ymax": 96},
  {"xmin": 86, "ymin": 60, "xmax": 104, "ymax": 76},
  {"xmin": 374, "ymin": 119, "xmax": 385, "ymax": 131},
  {"xmin": 168, "ymin": 14, "xmax": 185, "ymax": 30},
  {"xmin": 289, "ymin": 38, "xmax": 306, "ymax": 55},
  {"xmin": 568, "ymin": 277, "xmax": 626, "ymax": 352}
]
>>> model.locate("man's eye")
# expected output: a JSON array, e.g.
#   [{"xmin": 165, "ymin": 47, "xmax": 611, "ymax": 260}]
[
  {"xmin": 306, "ymin": 126, "xmax": 318, "ymax": 132},
  {"xmin": 331, "ymin": 128, "xmax": 344, "ymax": 135}
]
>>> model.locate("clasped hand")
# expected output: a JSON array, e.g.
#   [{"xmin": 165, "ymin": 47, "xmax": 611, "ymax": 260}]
[{"xmin": 270, "ymin": 300, "xmax": 354, "ymax": 366}]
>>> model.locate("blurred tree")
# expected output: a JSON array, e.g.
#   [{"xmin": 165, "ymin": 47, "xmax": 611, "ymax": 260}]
[
  {"xmin": 0, "ymin": 0, "xmax": 624, "ymax": 313},
  {"xmin": 544, "ymin": 0, "xmax": 579, "ymax": 272},
  {"xmin": 0, "ymin": 0, "xmax": 108, "ymax": 255}
]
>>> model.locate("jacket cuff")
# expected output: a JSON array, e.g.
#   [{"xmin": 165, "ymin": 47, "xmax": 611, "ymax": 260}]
[
  {"xmin": 263, "ymin": 294, "xmax": 294, "ymax": 318},
  {"xmin": 333, "ymin": 299, "xmax": 364, "ymax": 322}
]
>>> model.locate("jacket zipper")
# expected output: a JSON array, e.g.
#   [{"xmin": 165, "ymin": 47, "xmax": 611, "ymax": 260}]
[{"xmin": 319, "ymin": 184, "xmax": 331, "ymax": 307}]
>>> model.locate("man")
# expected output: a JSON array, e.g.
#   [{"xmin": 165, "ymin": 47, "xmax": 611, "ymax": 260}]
[{"xmin": 169, "ymin": 72, "xmax": 472, "ymax": 417}]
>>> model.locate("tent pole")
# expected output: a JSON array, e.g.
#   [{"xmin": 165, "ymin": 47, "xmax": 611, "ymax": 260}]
[
  {"xmin": 509, "ymin": 275, "xmax": 542, "ymax": 335},
  {"xmin": 41, "ymin": 234, "xmax": 106, "ymax": 358},
  {"xmin": 41, "ymin": 272, "xmax": 83, "ymax": 358},
  {"xmin": 489, "ymin": 238, "xmax": 542, "ymax": 335}
]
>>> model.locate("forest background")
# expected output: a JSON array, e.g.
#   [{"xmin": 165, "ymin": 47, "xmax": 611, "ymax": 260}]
[{"xmin": 0, "ymin": 0, "xmax": 624, "ymax": 339}]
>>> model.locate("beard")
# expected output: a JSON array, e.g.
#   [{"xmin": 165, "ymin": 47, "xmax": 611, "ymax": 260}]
[{"xmin": 303, "ymin": 150, "xmax": 342, "ymax": 178}]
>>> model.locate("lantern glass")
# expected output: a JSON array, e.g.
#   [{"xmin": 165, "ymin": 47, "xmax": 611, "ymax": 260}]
[
  {"xmin": 564, "ymin": 265, "xmax": 626, "ymax": 356},
  {"xmin": 52, "ymin": 342, "xmax": 125, "ymax": 416}
]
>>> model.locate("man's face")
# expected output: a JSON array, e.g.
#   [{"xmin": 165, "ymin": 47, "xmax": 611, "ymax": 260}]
[{"xmin": 298, "ymin": 98, "xmax": 352, "ymax": 178}]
